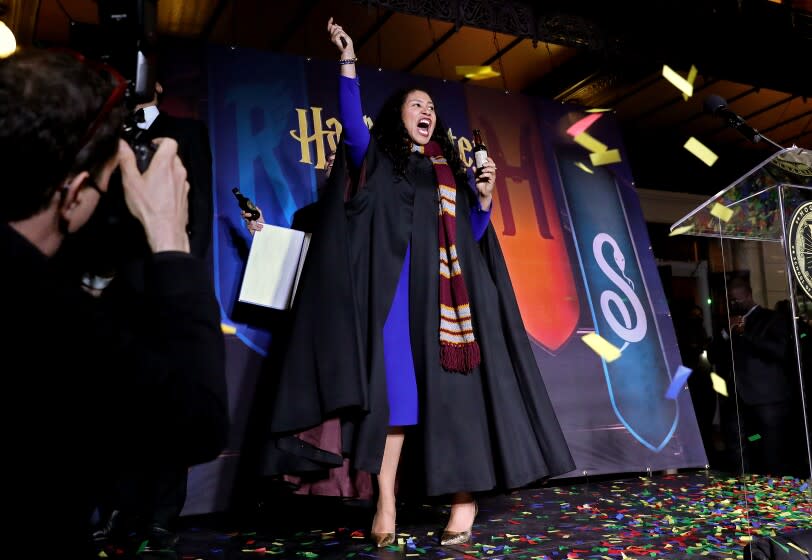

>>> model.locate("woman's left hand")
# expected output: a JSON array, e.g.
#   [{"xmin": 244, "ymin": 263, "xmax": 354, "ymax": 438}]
[{"xmin": 474, "ymin": 157, "xmax": 496, "ymax": 210}]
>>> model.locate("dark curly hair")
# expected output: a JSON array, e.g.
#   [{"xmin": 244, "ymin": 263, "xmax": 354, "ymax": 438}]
[
  {"xmin": 0, "ymin": 49, "xmax": 125, "ymax": 222},
  {"xmin": 372, "ymin": 87, "xmax": 468, "ymax": 188}
]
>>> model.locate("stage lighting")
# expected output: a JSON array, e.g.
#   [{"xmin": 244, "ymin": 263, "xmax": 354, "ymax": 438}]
[{"xmin": 0, "ymin": 21, "xmax": 16, "ymax": 58}]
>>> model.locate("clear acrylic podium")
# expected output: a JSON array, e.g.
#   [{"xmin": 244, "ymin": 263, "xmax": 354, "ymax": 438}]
[{"xmin": 671, "ymin": 146, "xmax": 812, "ymax": 486}]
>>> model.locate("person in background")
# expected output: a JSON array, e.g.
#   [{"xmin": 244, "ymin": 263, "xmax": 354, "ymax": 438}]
[
  {"xmin": 247, "ymin": 18, "xmax": 575, "ymax": 548},
  {"xmin": 133, "ymin": 81, "xmax": 214, "ymax": 257},
  {"xmin": 719, "ymin": 277, "xmax": 804, "ymax": 476},
  {"xmin": 91, "ymin": 79, "xmax": 218, "ymax": 549}
]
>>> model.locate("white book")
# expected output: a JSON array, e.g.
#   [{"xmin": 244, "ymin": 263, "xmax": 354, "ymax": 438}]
[{"xmin": 238, "ymin": 224, "xmax": 311, "ymax": 310}]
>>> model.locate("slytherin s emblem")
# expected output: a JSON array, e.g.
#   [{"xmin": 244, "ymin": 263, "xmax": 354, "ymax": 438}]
[{"xmin": 593, "ymin": 233, "xmax": 647, "ymax": 352}]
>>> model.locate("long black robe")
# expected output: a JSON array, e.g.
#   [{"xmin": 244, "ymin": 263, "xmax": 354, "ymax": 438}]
[{"xmin": 264, "ymin": 138, "xmax": 575, "ymax": 496}]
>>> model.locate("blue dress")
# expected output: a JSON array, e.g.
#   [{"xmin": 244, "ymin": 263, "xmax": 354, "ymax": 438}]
[{"xmin": 339, "ymin": 76, "xmax": 491, "ymax": 425}]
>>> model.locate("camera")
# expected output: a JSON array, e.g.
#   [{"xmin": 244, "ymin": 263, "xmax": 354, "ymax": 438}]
[
  {"xmin": 69, "ymin": 0, "xmax": 159, "ymax": 168},
  {"xmin": 97, "ymin": 0, "xmax": 159, "ymax": 170},
  {"xmin": 65, "ymin": 0, "xmax": 162, "ymax": 281}
]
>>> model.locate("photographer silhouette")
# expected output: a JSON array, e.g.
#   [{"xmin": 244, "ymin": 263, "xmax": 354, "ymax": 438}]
[{"xmin": 0, "ymin": 48, "xmax": 228, "ymax": 555}]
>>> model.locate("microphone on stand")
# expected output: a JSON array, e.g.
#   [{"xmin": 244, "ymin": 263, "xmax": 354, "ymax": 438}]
[{"xmin": 703, "ymin": 94, "xmax": 784, "ymax": 150}]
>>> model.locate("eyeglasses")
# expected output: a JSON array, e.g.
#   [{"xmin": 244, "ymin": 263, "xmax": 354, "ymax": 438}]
[
  {"xmin": 82, "ymin": 176, "xmax": 104, "ymax": 196},
  {"xmin": 49, "ymin": 48, "xmax": 129, "ymax": 155},
  {"xmin": 60, "ymin": 175, "xmax": 105, "ymax": 201}
]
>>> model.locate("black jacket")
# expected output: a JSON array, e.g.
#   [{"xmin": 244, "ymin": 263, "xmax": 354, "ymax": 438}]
[
  {"xmin": 0, "ymin": 224, "xmax": 228, "ymax": 552},
  {"xmin": 731, "ymin": 305, "xmax": 795, "ymax": 405},
  {"xmin": 141, "ymin": 113, "xmax": 214, "ymax": 258}
]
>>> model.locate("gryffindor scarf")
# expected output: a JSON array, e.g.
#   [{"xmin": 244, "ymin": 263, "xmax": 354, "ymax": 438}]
[{"xmin": 414, "ymin": 141, "xmax": 480, "ymax": 373}]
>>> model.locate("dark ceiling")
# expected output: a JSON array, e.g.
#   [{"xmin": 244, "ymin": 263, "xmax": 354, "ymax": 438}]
[{"xmin": 4, "ymin": 0, "xmax": 811, "ymax": 196}]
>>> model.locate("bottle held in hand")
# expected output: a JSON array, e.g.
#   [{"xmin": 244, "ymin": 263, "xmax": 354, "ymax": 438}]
[
  {"xmin": 232, "ymin": 187, "xmax": 260, "ymax": 221},
  {"xmin": 472, "ymin": 128, "xmax": 488, "ymax": 175}
]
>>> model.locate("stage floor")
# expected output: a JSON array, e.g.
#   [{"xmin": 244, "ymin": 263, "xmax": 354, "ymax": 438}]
[{"xmin": 121, "ymin": 471, "xmax": 812, "ymax": 559}]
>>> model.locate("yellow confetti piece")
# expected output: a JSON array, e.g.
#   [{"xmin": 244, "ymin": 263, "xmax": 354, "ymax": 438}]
[
  {"xmin": 456, "ymin": 65, "xmax": 500, "ymax": 80},
  {"xmin": 788, "ymin": 542, "xmax": 809, "ymax": 555},
  {"xmin": 586, "ymin": 108, "xmax": 612, "ymax": 113},
  {"xmin": 581, "ymin": 332, "xmax": 622, "ymax": 363},
  {"xmin": 662, "ymin": 64, "xmax": 694, "ymax": 97},
  {"xmin": 684, "ymin": 137, "xmax": 718, "ymax": 166},
  {"xmin": 575, "ymin": 161, "xmax": 594, "ymax": 174},
  {"xmin": 573, "ymin": 132, "xmax": 608, "ymax": 153},
  {"xmin": 589, "ymin": 149, "xmax": 622, "ymax": 166},
  {"xmin": 98, "ymin": 552, "xmax": 108, "ymax": 558},
  {"xmin": 710, "ymin": 202, "xmax": 734, "ymax": 222},
  {"xmin": 682, "ymin": 65, "xmax": 698, "ymax": 101},
  {"xmin": 456, "ymin": 65, "xmax": 488, "ymax": 75},
  {"xmin": 711, "ymin": 372, "xmax": 729, "ymax": 397},
  {"xmin": 467, "ymin": 68, "xmax": 501, "ymax": 80},
  {"xmin": 669, "ymin": 224, "xmax": 694, "ymax": 237},
  {"xmin": 221, "ymin": 322, "xmax": 237, "ymax": 335}
]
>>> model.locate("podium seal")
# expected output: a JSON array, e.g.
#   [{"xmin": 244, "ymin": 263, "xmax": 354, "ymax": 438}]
[{"xmin": 788, "ymin": 201, "xmax": 812, "ymax": 300}]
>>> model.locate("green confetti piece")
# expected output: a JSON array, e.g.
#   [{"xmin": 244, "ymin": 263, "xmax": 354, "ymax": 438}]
[
  {"xmin": 748, "ymin": 434, "xmax": 762, "ymax": 442},
  {"xmin": 769, "ymin": 537, "xmax": 790, "ymax": 553}
]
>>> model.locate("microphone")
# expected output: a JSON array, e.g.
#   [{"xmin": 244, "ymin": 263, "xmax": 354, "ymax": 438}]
[{"xmin": 703, "ymin": 94, "xmax": 762, "ymax": 143}]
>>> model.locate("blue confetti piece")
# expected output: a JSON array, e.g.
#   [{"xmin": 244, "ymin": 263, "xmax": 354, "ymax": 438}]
[{"xmin": 665, "ymin": 365, "xmax": 693, "ymax": 399}]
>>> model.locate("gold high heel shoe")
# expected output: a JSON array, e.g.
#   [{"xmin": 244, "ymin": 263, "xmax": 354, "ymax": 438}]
[
  {"xmin": 370, "ymin": 511, "xmax": 395, "ymax": 548},
  {"xmin": 440, "ymin": 502, "xmax": 478, "ymax": 546},
  {"xmin": 371, "ymin": 531, "xmax": 395, "ymax": 548}
]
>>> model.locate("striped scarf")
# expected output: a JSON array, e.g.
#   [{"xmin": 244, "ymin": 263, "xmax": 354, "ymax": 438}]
[{"xmin": 415, "ymin": 141, "xmax": 480, "ymax": 373}]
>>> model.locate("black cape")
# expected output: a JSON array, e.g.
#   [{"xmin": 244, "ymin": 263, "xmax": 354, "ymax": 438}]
[{"xmin": 263, "ymin": 138, "xmax": 575, "ymax": 496}]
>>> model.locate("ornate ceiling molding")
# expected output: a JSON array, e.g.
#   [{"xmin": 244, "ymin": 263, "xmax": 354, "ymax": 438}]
[{"xmin": 356, "ymin": 0, "xmax": 616, "ymax": 53}]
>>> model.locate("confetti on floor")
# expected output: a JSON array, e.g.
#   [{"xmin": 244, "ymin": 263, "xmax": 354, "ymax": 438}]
[{"xmin": 106, "ymin": 472, "xmax": 812, "ymax": 559}]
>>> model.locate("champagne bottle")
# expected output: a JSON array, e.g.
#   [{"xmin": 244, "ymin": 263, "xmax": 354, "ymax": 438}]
[
  {"xmin": 232, "ymin": 187, "xmax": 260, "ymax": 220},
  {"xmin": 472, "ymin": 128, "xmax": 488, "ymax": 172}
]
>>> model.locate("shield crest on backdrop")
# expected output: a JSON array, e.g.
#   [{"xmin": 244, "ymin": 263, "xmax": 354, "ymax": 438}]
[{"xmin": 467, "ymin": 91, "xmax": 580, "ymax": 353}]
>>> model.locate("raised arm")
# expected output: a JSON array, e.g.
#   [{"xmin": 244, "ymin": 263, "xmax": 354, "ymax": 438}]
[{"xmin": 328, "ymin": 18, "xmax": 369, "ymax": 168}]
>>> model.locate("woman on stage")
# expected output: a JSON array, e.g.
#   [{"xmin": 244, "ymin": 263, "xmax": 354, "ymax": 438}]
[{"xmin": 259, "ymin": 17, "xmax": 575, "ymax": 548}]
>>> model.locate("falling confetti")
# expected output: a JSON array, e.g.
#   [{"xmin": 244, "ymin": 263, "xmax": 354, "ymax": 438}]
[
  {"xmin": 684, "ymin": 137, "xmax": 719, "ymax": 167},
  {"xmin": 682, "ymin": 65, "xmax": 698, "ymax": 101},
  {"xmin": 573, "ymin": 132, "xmax": 608, "ymax": 154},
  {"xmin": 711, "ymin": 372, "xmax": 729, "ymax": 396},
  {"xmin": 669, "ymin": 225, "xmax": 695, "ymax": 237},
  {"xmin": 582, "ymin": 332, "xmax": 622, "ymax": 362},
  {"xmin": 662, "ymin": 64, "xmax": 695, "ymax": 97},
  {"xmin": 567, "ymin": 113, "xmax": 604, "ymax": 138},
  {"xmin": 710, "ymin": 202, "xmax": 735, "ymax": 223},
  {"xmin": 589, "ymin": 149, "xmax": 622, "ymax": 166},
  {"xmin": 665, "ymin": 365, "xmax": 693, "ymax": 399},
  {"xmin": 455, "ymin": 65, "xmax": 501, "ymax": 80}
]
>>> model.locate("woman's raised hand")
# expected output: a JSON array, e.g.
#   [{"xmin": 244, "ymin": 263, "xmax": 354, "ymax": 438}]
[
  {"xmin": 327, "ymin": 17, "xmax": 355, "ymax": 59},
  {"xmin": 474, "ymin": 157, "xmax": 497, "ymax": 211}
]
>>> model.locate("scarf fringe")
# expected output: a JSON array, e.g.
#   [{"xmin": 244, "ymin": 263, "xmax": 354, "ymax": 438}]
[{"xmin": 440, "ymin": 341, "xmax": 481, "ymax": 373}]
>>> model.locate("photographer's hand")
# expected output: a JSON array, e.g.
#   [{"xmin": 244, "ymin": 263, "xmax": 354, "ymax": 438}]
[{"xmin": 119, "ymin": 138, "xmax": 191, "ymax": 254}]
